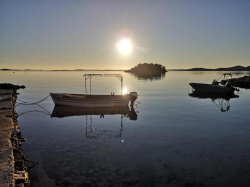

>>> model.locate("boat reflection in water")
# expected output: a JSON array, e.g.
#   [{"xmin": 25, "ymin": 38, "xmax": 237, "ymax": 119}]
[
  {"xmin": 129, "ymin": 71, "xmax": 166, "ymax": 81},
  {"xmin": 51, "ymin": 106, "xmax": 137, "ymax": 139},
  {"xmin": 189, "ymin": 91, "xmax": 239, "ymax": 112}
]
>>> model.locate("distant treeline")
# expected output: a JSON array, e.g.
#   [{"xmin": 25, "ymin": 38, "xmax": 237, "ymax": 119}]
[
  {"xmin": 173, "ymin": 65, "xmax": 250, "ymax": 71},
  {"xmin": 0, "ymin": 69, "xmax": 123, "ymax": 71},
  {"xmin": 186, "ymin": 66, "xmax": 250, "ymax": 71},
  {"xmin": 125, "ymin": 63, "xmax": 167, "ymax": 73}
]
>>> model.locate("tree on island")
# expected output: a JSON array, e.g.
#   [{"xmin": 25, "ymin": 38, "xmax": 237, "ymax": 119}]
[{"xmin": 125, "ymin": 63, "xmax": 167, "ymax": 73}]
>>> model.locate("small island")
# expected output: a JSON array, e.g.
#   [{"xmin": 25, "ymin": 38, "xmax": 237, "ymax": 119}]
[
  {"xmin": 125, "ymin": 63, "xmax": 167, "ymax": 73},
  {"xmin": 125, "ymin": 63, "xmax": 167, "ymax": 80}
]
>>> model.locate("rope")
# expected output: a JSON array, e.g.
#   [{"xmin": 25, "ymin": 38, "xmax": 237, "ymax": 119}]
[
  {"xmin": 17, "ymin": 95, "xmax": 51, "ymax": 105},
  {"xmin": 18, "ymin": 110, "xmax": 51, "ymax": 117},
  {"xmin": 17, "ymin": 103, "xmax": 51, "ymax": 117}
]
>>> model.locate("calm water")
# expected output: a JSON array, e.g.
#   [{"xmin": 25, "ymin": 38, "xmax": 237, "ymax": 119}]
[{"xmin": 1, "ymin": 71, "xmax": 250, "ymax": 187}]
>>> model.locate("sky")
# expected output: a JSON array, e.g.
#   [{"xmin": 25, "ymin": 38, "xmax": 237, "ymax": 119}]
[{"xmin": 0, "ymin": 0, "xmax": 249, "ymax": 70}]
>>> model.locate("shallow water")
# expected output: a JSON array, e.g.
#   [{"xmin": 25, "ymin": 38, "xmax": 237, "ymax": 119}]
[{"xmin": 1, "ymin": 71, "xmax": 250, "ymax": 187}]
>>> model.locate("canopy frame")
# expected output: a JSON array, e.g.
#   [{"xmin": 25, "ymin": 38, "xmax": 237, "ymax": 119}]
[{"xmin": 83, "ymin": 74, "xmax": 123, "ymax": 95}]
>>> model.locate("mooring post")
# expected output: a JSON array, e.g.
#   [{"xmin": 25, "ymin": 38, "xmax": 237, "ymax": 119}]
[
  {"xmin": 90, "ymin": 76, "xmax": 91, "ymax": 95},
  {"xmin": 85, "ymin": 76, "xmax": 87, "ymax": 94},
  {"xmin": 121, "ymin": 76, "xmax": 123, "ymax": 95}
]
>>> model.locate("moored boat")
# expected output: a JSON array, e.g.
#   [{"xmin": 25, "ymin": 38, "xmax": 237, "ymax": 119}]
[
  {"xmin": 50, "ymin": 93, "xmax": 132, "ymax": 107},
  {"xmin": 50, "ymin": 74, "xmax": 138, "ymax": 107},
  {"xmin": 189, "ymin": 83, "xmax": 235, "ymax": 94},
  {"xmin": 189, "ymin": 73, "xmax": 239, "ymax": 94}
]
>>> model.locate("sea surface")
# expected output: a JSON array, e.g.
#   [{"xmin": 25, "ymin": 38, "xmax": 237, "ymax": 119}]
[{"xmin": 1, "ymin": 71, "xmax": 250, "ymax": 187}]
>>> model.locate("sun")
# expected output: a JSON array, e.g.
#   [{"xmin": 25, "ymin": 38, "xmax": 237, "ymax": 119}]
[{"xmin": 117, "ymin": 39, "xmax": 132, "ymax": 55}]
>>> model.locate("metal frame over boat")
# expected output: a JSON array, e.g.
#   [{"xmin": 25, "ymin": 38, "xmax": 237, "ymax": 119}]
[{"xmin": 50, "ymin": 74, "xmax": 138, "ymax": 107}]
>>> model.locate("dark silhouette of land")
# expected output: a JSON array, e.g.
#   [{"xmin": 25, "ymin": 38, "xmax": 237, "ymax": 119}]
[
  {"xmin": 171, "ymin": 65, "xmax": 250, "ymax": 71},
  {"xmin": 124, "ymin": 63, "xmax": 167, "ymax": 81},
  {"xmin": 0, "ymin": 69, "xmax": 124, "ymax": 71},
  {"xmin": 125, "ymin": 63, "xmax": 167, "ymax": 73}
]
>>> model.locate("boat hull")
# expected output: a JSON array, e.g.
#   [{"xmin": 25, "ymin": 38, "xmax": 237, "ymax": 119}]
[
  {"xmin": 50, "ymin": 93, "xmax": 130, "ymax": 107},
  {"xmin": 189, "ymin": 83, "xmax": 233, "ymax": 94}
]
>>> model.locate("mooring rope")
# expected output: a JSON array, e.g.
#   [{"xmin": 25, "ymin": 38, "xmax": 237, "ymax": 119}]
[
  {"xmin": 16, "ymin": 95, "xmax": 51, "ymax": 105},
  {"xmin": 18, "ymin": 110, "xmax": 51, "ymax": 117}
]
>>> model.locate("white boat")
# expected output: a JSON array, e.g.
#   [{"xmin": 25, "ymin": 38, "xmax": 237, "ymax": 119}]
[
  {"xmin": 50, "ymin": 74, "xmax": 138, "ymax": 108},
  {"xmin": 189, "ymin": 73, "xmax": 239, "ymax": 94}
]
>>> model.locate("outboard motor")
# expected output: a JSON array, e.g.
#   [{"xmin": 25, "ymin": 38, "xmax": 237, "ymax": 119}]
[{"xmin": 129, "ymin": 92, "xmax": 138, "ymax": 107}]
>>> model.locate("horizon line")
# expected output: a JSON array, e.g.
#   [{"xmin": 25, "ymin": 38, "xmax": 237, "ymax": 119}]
[{"xmin": 0, "ymin": 65, "xmax": 249, "ymax": 72}]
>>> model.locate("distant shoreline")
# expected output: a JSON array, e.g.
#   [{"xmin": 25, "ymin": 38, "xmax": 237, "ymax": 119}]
[
  {"xmin": 169, "ymin": 65, "xmax": 250, "ymax": 71},
  {"xmin": 0, "ymin": 69, "xmax": 124, "ymax": 72},
  {"xmin": 1, "ymin": 65, "xmax": 249, "ymax": 72}
]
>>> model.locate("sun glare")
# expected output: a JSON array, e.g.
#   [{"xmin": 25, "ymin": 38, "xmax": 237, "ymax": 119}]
[
  {"xmin": 122, "ymin": 88, "xmax": 128, "ymax": 95},
  {"xmin": 117, "ymin": 39, "xmax": 132, "ymax": 55}
]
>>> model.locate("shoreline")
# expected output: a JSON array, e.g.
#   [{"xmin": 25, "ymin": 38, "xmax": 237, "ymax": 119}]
[
  {"xmin": 1, "ymin": 65, "xmax": 249, "ymax": 72},
  {"xmin": 0, "ymin": 84, "xmax": 29, "ymax": 186}
]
